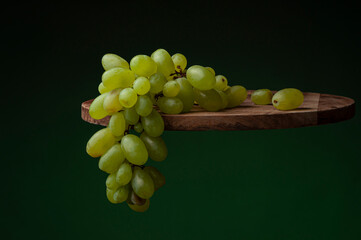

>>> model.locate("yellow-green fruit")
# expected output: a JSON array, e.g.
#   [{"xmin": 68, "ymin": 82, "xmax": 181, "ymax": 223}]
[
  {"xmin": 86, "ymin": 128, "xmax": 116, "ymax": 158},
  {"xmin": 251, "ymin": 89, "xmax": 273, "ymax": 105},
  {"xmin": 272, "ymin": 88, "xmax": 304, "ymax": 110}
]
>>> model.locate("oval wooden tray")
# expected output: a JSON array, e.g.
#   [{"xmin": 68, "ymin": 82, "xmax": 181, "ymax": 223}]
[{"xmin": 81, "ymin": 91, "xmax": 355, "ymax": 131}]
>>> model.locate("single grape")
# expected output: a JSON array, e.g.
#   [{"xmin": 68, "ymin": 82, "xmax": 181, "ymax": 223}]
[
  {"xmin": 225, "ymin": 85, "xmax": 248, "ymax": 108},
  {"xmin": 106, "ymin": 188, "xmax": 118, "ymax": 204},
  {"xmin": 214, "ymin": 75, "xmax": 228, "ymax": 91},
  {"xmin": 251, "ymin": 89, "xmax": 273, "ymax": 105},
  {"xmin": 116, "ymin": 162, "xmax": 132, "ymax": 186},
  {"xmin": 120, "ymin": 134, "xmax": 148, "ymax": 165},
  {"xmin": 113, "ymin": 185, "xmax": 129, "ymax": 203},
  {"xmin": 102, "ymin": 67, "xmax": 135, "ymax": 89},
  {"xmin": 149, "ymin": 72, "xmax": 167, "ymax": 94},
  {"xmin": 131, "ymin": 166, "xmax": 154, "ymax": 199},
  {"xmin": 89, "ymin": 93, "xmax": 109, "ymax": 120},
  {"xmin": 86, "ymin": 128, "xmax": 116, "ymax": 158},
  {"xmin": 119, "ymin": 88, "xmax": 138, "ymax": 108},
  {"xmin": 103, "ymin": 88, "xmax": 123, "ymax": 114},
  {"xmin": 123, "ymin": 107, "xmax": 139, "ymax": 125},
  {"xmin": 99, "ymin": 143, "xmax": 125, "ymax": 174},
  {"xmin": 106, "ymin": 172, "xmax": 120, "ymax": 190},
  {"xmin": 163, "ymin": 80, "xmax": 180, "ymax": 97},
  {"xmin": 186, "ymin": 65, "xmax": 216, "ymax": 90},
  {"xmin": 143, "ymin": 166, "xmax": 166, "ymax": 190},
  {"xmin": 205, "ymin": 67, "xmax": 216, "ymax": 76},
  {"xmin": 141, "ymin": 109, "xmax": 164, "ymax": 137},
  {"xmin": 272, "ymin": 88, "xmax": 304, "ymax": 110},
  {"xmin": 128, "ymin": 199, "xmax": 150, "ymax": 212},
  {"xmin": 193, "ymin": 88, "xmax": 223, "ymax": 111},
  {"xmin": 171, "ymin": 53, "xmax": 187, "ymax": 71},
  {"xmin": 102, "ymin": 53, "xmax": 129, "ymax": 70},
  {"xmin": 98, "ymin": 82, "xmax": 111, "ymax": 94},
  {"xmin": 135, "ymin": 95, "xmax": 153, "ymax": 117},
  {"xmin": 133, "ymin": 122, "xmax": 144, "ymax": 133},
  {"xmin": 175, "ymin": 77, "xmax": 194, "ymax": 112},
  {"xmin": 216, "ymin": 90, "xmax": 229, "ymax": 109},
  {"xmin": 108, "ymin": 112, "xmax": 126, "ymax": 137},
  {"xmin": 133, "ymin": 77, "xmax": 151, "ymax": 95},
  {"xmin": 157, "ymin": 97, "xmax": 183, "ymax": 114},
  {"xmin": 140, "ymin": 132, "xmax": 168, "ymax": 162},
  {"xmin": 129, "ymin": 190, "xmax": 146, "ymax": 206},
  {"xmin": 151, "ymin": 49, "xmax": 175, "ymax": 79},
  {"xmin": 130, "ymin": 55, "xmax": 157, "ymax": 77}
]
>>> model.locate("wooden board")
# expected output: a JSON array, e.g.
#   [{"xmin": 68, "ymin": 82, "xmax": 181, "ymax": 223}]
[{"xmin": 81, "ymin": 91, "xmax": 355, "ymax": 131}]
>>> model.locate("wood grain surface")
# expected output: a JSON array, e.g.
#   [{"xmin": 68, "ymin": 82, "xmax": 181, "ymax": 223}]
[{"xmin": 81, "ymin": 91, "xmax": 355, "ymax": 131}]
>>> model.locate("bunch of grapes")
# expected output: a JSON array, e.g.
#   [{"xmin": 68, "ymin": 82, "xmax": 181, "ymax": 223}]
[{"xmin": 86, "ymin": 48, "xmax": 304, "ymax": 212}]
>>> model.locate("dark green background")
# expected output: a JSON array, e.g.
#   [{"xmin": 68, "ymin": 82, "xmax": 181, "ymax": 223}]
[{"xmin": 2, "ymin": 2, "xmax": 360, "ymax": 239}]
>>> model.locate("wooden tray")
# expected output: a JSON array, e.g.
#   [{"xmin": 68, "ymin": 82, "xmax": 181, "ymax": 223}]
[{"xmin": 81, "ymin": 91, "xmax": 355, "ymax": 131}]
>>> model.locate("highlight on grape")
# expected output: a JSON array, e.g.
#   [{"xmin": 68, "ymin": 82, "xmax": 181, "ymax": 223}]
[{"xmin": 85, "ymin": 48, "xmax": 304, "ymax": 212}]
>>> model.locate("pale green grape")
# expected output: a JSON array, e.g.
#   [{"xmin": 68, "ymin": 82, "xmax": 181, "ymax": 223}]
[
  {"xmin": 133, "ymin": 77, "xmax": 150, "ymax": 95},
  {"xmin": 130, "ymin": 55, "xmax": 157, "ymax": 77},
  {"xmin": 272, "ymin": 88, "xmax": 304, "ymax": 110},
  {"xmin": 141, "ymin": 109, "xmax": 164, "ymax": 137},
  {"xmin": 113, "ymin": 185, "xmax": 129, "ymax": 203},
  {"xmin": 205, "ymin": 67, "xmax": 215, "ymax": 76},
  {"xmin": 157, "ymin": 97, "xmax": 183, "ymax": 114},
  {"xmin": 131, "ymin": 166, "xmax": 154, "ymax": 199},
  {"xmin": 106, "ymin": 172, "xmax": 120, "ymax": 190},
  {"xmin": 163, "ymin": 80, "xmax": 180, "ymax": 97},
  {"xmin": 119, "ymin": 88, "xmax": 138, "ymax": 108},
  {"xmin": 215, "ymin": 75, "xmax": 228, "ymax": 91},
  {"xmin": 171, "ymin": 53, "xmax": 187, "ymax": 71},
  {"xmin": 108, "ymin": 112, "xmax": 126, "ymax": 137},
  {"xmin": 98, "ymin": 82, "xmax": 111, "ymax": 94},
  {"xmin": 123, "ymin": 107, "xmax": 139, "ymax": 125},
  {"xmin": 217, "ymin": 90, "xmax": 229, "ymax": 109},
  {"xmin": 135, "ymin": 95, "xmax": 153, "ymax": 117},
  {"xmin": 251, "ymin": 89, "xmax": 273, "ymax": 105},
  {"xmin": 186, "ymin": 65, "xmax": 216, "ymax": 90},
  {"xmin": 116, "ymin": 162, "xmax": 132, "ymax": 186},
  {"xmin": 99, "ymin": 143, "xmax": 125, "ymax": 174},
  {"xmin": 143, "ymin": 166, "xmax": 166, "ymax": 190},
  {"xmin": 128, "ymin": 199, "xmax": 150, "ymax": 212},
  {"xmin": 151, "ymin": 49, "xmax": 175, "ymax": 79},
  {"xmin": 140, "ymin": 132, "xmax": 167, "ymax": 162},
  {"xmin": 149, "ymin": 72, "xmax": 167, "ymax": 94},
  {"xmin": 106, "ymin": 188, "xmax": 118, "ymax": 204},
  {"xmin": 120, "ymin": 134, "xmax": 148, "ymax": 165},
  {"xmin": 102, "ymin": 67, "xmax": 135, "ymax": 89},
  {"xmin": 89, "ymin": 93, "xmax": 109, "ymax": 120},
  {"xmin": 103, "ymin": 88, "xmax": 123, "ymax": 114},
  {"xmin": 176, "ymin": 77, "xmax": 194, "ymax": 112},
  {"xmin": 86, "ymin": 128, "xmax": 116, "ymax": 158},
  {"xmin": 133, "ymin": 122, "xmax": 143, "ymax": 133},
  {"xmin": 102, "ymin": 53, "xmax": 129, "ymax": 70},
  {"xmin": 225, "ymin": 85, "xmax": 248, "ymax": 108},
  {"xmin": 193, "ymin": 89, "xmax": 223, "ymax": 111}
]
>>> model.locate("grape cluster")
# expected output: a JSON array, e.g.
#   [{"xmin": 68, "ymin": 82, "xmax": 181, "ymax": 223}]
[{"xmin": 86, "ymin": 48, "xmax": 304, "ymax": 212}]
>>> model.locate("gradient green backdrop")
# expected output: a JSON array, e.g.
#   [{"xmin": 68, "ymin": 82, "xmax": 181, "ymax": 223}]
[{"xmin": 2, "ymin": 2, "xmax": 360, "ymax": 240}]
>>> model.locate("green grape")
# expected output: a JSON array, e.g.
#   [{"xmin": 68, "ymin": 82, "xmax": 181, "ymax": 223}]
[
  {"xmin": 119, "ymin": 88, "xmax": 138, "ymax": 108},
  {"xmin": 134, "ymin": 122, "xmax": 143, "ymax": 133},
  {"xmin": 131, "ymin": 166, "xmax": 154, "ymax": 199},
  {"xmin": 133, "ymin": 77, "xmax": 151, "ymax": 95},
  {"xmin": 214, "ymin": 75, "xmax": 228, "ymax": 91},
  {"xmin": 135, "ymin": 95, "xmax": 153, "ymax": 117},
  {"xmin": 103, "ymin": 88, "xmax": 123, "ymax": 114},
  {"xmin": 130, "ymin": 55, "xmax": 157, "ymax": 77},
  {"xmin": 102, "ymin": 67, "xmax": 135, "ymax": 89},
  {"xmin": 272, "ymin": 88, "xmax": 304, "ymax": 110},
  {"xmin": 251, "ymin": 89, "xmax": 273, "ymax": 105},
  {"xmin": 124, "ymin": 107, "xmax": 139, "ymax": 125},
  {"xmin": 141, "ymin": 109, "xmax": 164, "ymax": 137},
  {"xmin": 163, "ymin": 80, "xmax": 180, "ymax": 97},
  {"xmin": 106, "ymin": 172, "xmax": 120, "ymax": 190},
  {"xmin": 102, "ymin": 53, "xmax": 129, "ymax": 70},
  {"xmin": 151, "ymin": 49, "xmax": 175, "ymax": 79},
  {"xmin": 143, "ymin": 166, "xmax": 166, "ymax": 190},
  {"xmin": 157, "ymin": 97, "xmax": 183, "ymax": 114},
  {"xmin": 217, "ymin": 90, "xmax": 229, "ymax": 109},
  {"xmin": 99, "ymin": 143, "xmax": 125, "ymax": 174},
  {"xmin": 186, "ymin": 65, "xmax": 216, "ymax": 90},
  {"xmin": 106, "ymin": 188, "xmax": 118, "ymax": 204},
  {"xmin": 86, "ymin": 128, "xmax": 116, "ymax": 158},
  {"xmin": 128, "ymin": 199, "xmax": 150, "ymax": 212},
  {"xmin": 113, "ymin": 185, "xmax": 129, "ymax": 203},
  {"xmin": 89, "ymin": 93, "xmax": 109, "ymax": 120},
  {"xmin": 98, "ymin": 82, "xmax": 112, "ymax": 94},
  {"xmin": 108, "ymin": 112, "xmax": 126, "ymax": 137},
  {"xmin": 171, "ymin": 53, "xmax": 187, "ymax": 71},
  {"xmin": 205, "ymin": 66, "xmax": 216, "ymax": 76},
  {"xmin": 120, "ymin": 134, "xmax": 148, "ymax": 165},
  {"xmin": 149, "ymin": 72, "xmax": 167, "ymax": 94},
  {"xmin": 225, "ymin": 85, "xmax": 248, "ymax": 108},
  {"xmin": 140, "ymin": 132, "xmax": 167, "ymax": 162},
  {"xmin": 193, "ymin": 88, "xmax": 223, "ymax": 111},
  {"xmin": 147, "ymin": 92, "xmax": 157, "ymax": 105},
  {"xmin": 116, "ymin": 162, "xmax": 132, "ymax": 186},
  {"xmin": 176, "ymin": 77, "xmax": 194, "ymax": 112}
]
